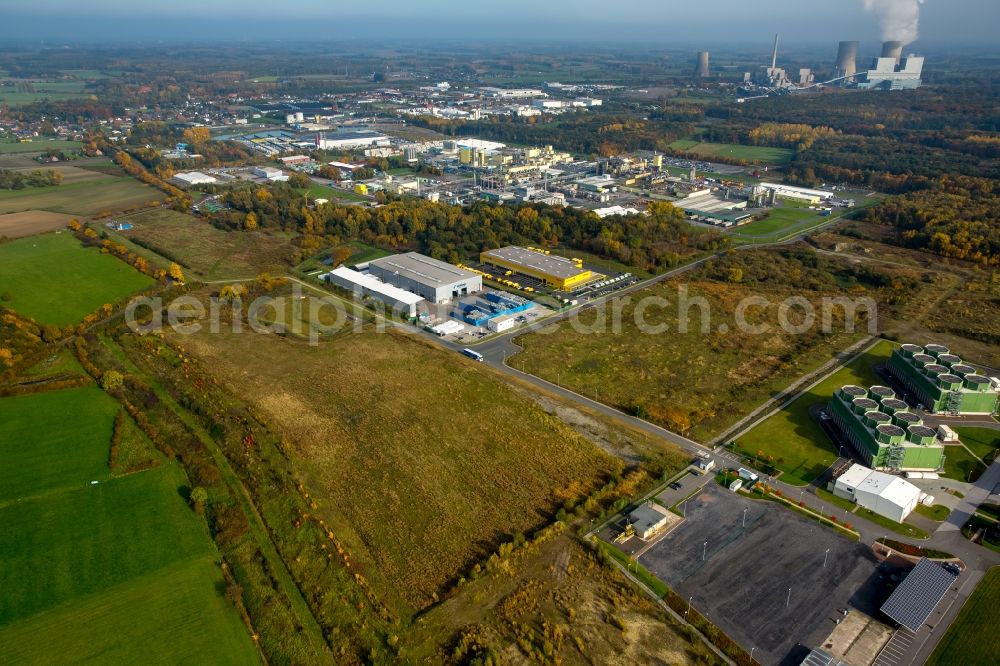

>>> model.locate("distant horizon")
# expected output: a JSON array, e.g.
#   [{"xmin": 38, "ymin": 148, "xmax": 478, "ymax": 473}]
[{"xmin": 2, "ymin": 1, "xmax": 1000, "ymax": 49}]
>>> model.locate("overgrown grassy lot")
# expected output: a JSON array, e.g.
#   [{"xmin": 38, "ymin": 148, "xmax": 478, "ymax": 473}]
[
  {"xmin": 668, "ymin": 140, "xmax": 794, "ymax": 164},
  {"xmin": 121, "ymin": 208, "xmax": 296, "ymax": 279},
  {"xmin": 0, "ymin": 176, "xmax": 155, "ymax": 215},
  {"xmin": 737, "ymin": 340, "xmax": 894, "ymax": 486},
  {"xmin": 0, "ymin": 138, "xmax": 83, "ymax": 153},
  {"xmin": 515, "ymin": 247, "xmax": 910, "ymax": 443},
  {"xmin": 177, "ymin": 323, "xmax": 619, "ymax": 610},
  {"xmin": 0, "ymin": 232, "xmax": 154, "ymax": 326},
  {"xmin": 927, "ymin": 566, "xmax": 1000, "ymax": 666}
]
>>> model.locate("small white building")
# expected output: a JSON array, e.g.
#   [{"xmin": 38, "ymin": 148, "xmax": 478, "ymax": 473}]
[
  {"xmin": 254, "ymin": 166, "xmax": 289, "ymax": 182},
  {"xmin": 487, "ymin": 315, "xmax": 516, "ymax": 333},
  {"xmin": 171, "ymin": 171, "xmax": 217, "ymax": 187},
  {"xmin": 833, "ymin": 463, "xmax": 921, "ymax": 523},
  {"xmin": 627, "ymin": 503, "xmax": 671, "ymax": 540}
]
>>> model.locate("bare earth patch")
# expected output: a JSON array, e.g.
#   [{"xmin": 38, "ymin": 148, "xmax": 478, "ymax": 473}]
[{"xmin": 0, "ymin": 211, "xmax": 77, "ymax": 239}]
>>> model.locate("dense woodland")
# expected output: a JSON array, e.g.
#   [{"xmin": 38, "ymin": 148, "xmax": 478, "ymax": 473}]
[
  {"xmin": 860, "ymin": 175, "xmax": 1000, "ymax": 266},
  {"xmin": 212, "ymin": 185, "xmax": 725, "ymax": 271}
]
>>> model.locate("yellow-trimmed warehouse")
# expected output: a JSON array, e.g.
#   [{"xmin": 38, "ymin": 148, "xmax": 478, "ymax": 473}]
[{"xmin": 480, "ymin": 246, "xmax": 593, "ymax": 290}]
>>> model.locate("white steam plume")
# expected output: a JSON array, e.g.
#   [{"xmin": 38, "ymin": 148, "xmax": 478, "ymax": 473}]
[{"xmin": 862, "ymin": 0, "xmax": 925, "ymax": 44}]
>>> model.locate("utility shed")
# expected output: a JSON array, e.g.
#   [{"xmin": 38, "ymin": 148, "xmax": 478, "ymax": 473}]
[
  {"xmin": 627, "ymin": 503, "xmax": 671, "ymax": 540},
  {"xmin": 880, "ymin": 558, "xmax": 957, "ymax": 632},
  {"xmin": 833, "ymin": 464, "xmax": 921, "ymax": 523}
]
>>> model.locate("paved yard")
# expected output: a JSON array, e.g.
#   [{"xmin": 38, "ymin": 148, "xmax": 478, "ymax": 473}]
[{"xmin": 641, "ymin": 483, "xmax": 902, "ymax": 665}]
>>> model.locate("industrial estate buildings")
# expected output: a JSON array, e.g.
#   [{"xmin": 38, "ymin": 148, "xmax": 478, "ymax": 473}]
[
  {"xmin": 886, "ymin": 344, "xmax": 999, "ymax": 415},
  {"xmin": 829, "ymin": 384, "xmax": 945, "ymax": 472},
  {"xmin": 325, "ymin": 266, "xmax": 423, "ymax": 317},
  {"xmin": 369, "ymin": 252, "xmax": 481, "ymax": 304},
  {"xmin": 480, "ymin": 246, "xmax": 593, "ymax": 290}
]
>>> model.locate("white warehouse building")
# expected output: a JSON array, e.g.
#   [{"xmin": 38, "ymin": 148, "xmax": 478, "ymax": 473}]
[
  {"xmin": 369, "ymin": 252, "xmax": 482, "ymax": 304},
  {"xmin": 324, "ymin": 266, "xmax": 423, "ymax": 317},
  {"xmin": 832, "ymin": 463, "xmax": 922, "ymax": 523}
]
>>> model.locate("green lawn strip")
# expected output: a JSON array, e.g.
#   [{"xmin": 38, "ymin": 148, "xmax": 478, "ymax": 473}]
[
  {"xmin": 0, "ymin": 464, "xmax": 213, "ymax": 625},
  {"xmin": 0, "ymin": 139, "xmax": 83, "ymax": 154},
  {"xmin": 856, "ymin": 506, "xmax": 930, "ymax": 540},
  {"xmin": 915, "ymin": 503, "xmax": 951, "ymax": 522},
  {"xmin": 0, "ymin": 386, "xmax": 118, "ymax": 503},
  {"xmin": 814, "ymin": 487, "xmax": 858, "ymax": 514},
  {"xmin": 0, "ymin": 555, "xmax": 259, "ymax": 665},
  {"xmin": 749, "ymin": 487, "xmax": 859, "ymax": 540},
  {"xmin": 976, "ymin": 504, "xmax": 1000, "ymax": 522},
  {"xmin": 954, "ymin": 427, "xmax": 1000, "ymax": 463},
  {"xmin": 927, "ymin": 566, "xmax": 1000, "ymax": 666},
  {"xmin": 736, "ymin": 339, "xmax": 895, "ymax": 487},
  {"xmin": 0, "ymin": 233, "xmax": 154, "ymax": 326},
  {"xmin": 98, "ymin": 336, "xmax": 330, "ymax": 658},
  {"xmin": 596, "ymin": 540, "xmax": 668, "ymax": 597},
  {"xmin": 942, "ymin": 443, "xmax": 988, "ymax": 482}
]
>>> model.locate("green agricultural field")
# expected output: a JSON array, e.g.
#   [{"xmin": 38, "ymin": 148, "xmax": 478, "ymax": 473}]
[
  {"xmin": 303, "ymin": 182, "xmax": 369, "ymax": 202},
  {"xmin": 0, "ymin": 232, "xmax": 154, "ymax": 326},
  {"xmin": 736, "ymin": 340, "xmax": 896, "ymax": 486},
  {"xmin": 668, "ymin": 140, "xmax": 795, "ymax": 165},
  {"xmin": 0, "ymin": 387, "xmax": 118, "ymax": 502},
  {"xmin": 0, "ymin": 176, "xmax": 155, "ymax": 215},
  {"xmin": 121, "ymin": 208, "xmax": 296, "ymax": 279},
  {"xmin": 928, "ymin": 566, "xmax": 1000, "ymax": 666},
  {"xmin": 0, "ymin": 463, "xmax": 218, "ymax": 625},
  {"xmin": 0, "ymin": 556, "xmax": 258, "ymax": 665},
  {"xmin": 0, "ymin": 138, "xmax": 83, "ymax": 154},
  {"xmin": 731, "ymin": 207, "xmax": 833, "ymax": 241},
  {"xmin": 0, "ymin": 80, "xmax": 91, "ymax": 106}
]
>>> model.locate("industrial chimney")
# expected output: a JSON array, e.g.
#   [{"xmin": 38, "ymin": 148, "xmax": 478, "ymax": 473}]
[
  {"xmin": 694, "ymin": 51, "xmax": 710, "ymax": 78},
  {"xmin": 881, "ymin": 41, "xmax": 904, "ymax": 64},
  {"xmin": 834, "ymin": 41, "xmax": 859, "ymax": 78}
]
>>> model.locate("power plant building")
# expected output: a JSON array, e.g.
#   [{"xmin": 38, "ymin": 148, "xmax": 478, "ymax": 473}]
[
  {"xmin": 886, "ymin": 344, "xmax": 999, "ymax": 415},
  {"xmin": 368, "ymin": 252, "xmax": 482, "ymax": 304},
  {"xmin": 480, "ymin": 246, "xmax": 593, "ymax": 290},
  {"xmin": 857, "ymin": 42, "xmax": 923, "ymax": 90},
  {"xmin": 829, "ymin": 384, "xmax": 946, "ymax": 472},
  {"xmin": 834, "ymin": 41, "xmax": 859, "ymax": 79}
]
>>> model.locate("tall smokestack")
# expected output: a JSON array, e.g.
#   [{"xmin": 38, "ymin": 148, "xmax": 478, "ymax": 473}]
[
  {"xmin": 771, "ymin": 33, "xmax": 779, "ymax": 69},
  {"xmin": 881, "ymin": 40, "xmax": 904, "ymax": 64},
  {"xmin": 694, "ymin": 51, "xmax": 710, "ymax": 78},
  {"xmin": 834, "ymin": 41, "xmax": 859, "ymax": 78}
]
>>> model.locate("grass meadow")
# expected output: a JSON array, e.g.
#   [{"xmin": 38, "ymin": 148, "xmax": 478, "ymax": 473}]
[
  {"xmin": 121, "ymin": 208, "xmax": 296, "ymax": 279},
  {"xmin": 0, "ymin": 177, "xmax": 155, "ymax": 215},
  {"xmin": 928, "ymin": 566, "xmax": 1000, "ymax": 666},
  {"xmin": 0, "ymin": 138, "xmax": 84, "ymax": 154},
  {"xmin": 0, "ymin": 232, "xmax": 154, "ymax": 326},
  {"xmin": 0, "ymin": 383, "xmax": 257, "ymax": 662},
  {"xmin": 736, "ymin": 340, "xmax": 895, "ymax": 486},
  {"xmin": 177, "ymin": 324, "xmax": 619, "ymax": 610},
  {"xmin": 668, "ymin": 140, "xmax": 795, "ymax": 165}
]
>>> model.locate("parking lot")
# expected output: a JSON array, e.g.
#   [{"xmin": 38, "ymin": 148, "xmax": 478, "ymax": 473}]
[{"xmin": 641, "ymin": 483, "xmax": 901, "ymax": 666}]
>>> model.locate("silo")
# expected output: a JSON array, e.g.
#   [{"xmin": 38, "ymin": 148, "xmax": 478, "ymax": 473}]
[
  {"xmin": 694, "ymin": 51, "xmax": 710, "ymax": 78},
  {"xmin": 866, "ymin": 411, "xmax": 891, "ymax": 428},
  {"xmin": 881, "ymin": 41, "xmax": 904, "ymax": 64},
  {"xmin": 841, "ymin": 385, "xmax": 868, "ymax": 400},
  {"xmin": 834, "ymin": 41, "xmax": 859, "ymax": 78}
]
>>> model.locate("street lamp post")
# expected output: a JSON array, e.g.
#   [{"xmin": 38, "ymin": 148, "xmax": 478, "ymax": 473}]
[
  {"xmin": 742, "ymin": 507, "xmax": 748, "ymax": 528},
  {"xmin": 786, "ymin": 587, "xmax": 792, "ymax": 607},
  {"xmin": 703, "ymin": 541, "xmax": 708, "ymax": 561},
  {"xmin": 823, "ymin": 548, "xmax": 830, "ymax": 568},
  {"xmin": 686, "ymin": 595, "xmax": 693, "ymax": 617},
  {"xmin": 750, "ymin": 646, "xmax": 756, "ymax": 665}
]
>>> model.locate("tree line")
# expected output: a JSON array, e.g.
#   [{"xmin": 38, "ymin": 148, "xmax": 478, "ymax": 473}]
[{"xmin": 0, "ymin": 168, "xmax": 63, "ymax": 190}]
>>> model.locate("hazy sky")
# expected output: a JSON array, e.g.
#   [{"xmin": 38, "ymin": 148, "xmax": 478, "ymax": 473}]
[{"xmin": 3, "ymin": 1, "xmax": 998, "ymax": 46}]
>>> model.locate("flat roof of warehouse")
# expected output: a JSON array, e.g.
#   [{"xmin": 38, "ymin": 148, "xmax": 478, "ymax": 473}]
[
  {"xmin": 370, "ymin": 252, "xmax": 478, "ymax": 288},
  {"xmin": 482, "ymin": 246, "xmax": 587, "ymax": 280}
]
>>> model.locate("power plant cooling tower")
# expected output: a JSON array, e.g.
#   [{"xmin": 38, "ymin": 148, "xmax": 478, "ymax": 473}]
[
  {"xmin": 694, "ymin": 51, "xmax": 710, "ymax": 77},
  {"xmin": 835, "ymin": 41, "xmax": 859, "ymax": 78},
  {"xmin": 881, "ymin": 41, "xmax": 904, "ymax": 64}
]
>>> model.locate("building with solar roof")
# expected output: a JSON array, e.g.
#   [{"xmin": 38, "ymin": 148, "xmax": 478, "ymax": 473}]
[
  {"xmin": 829, "ymin": 385, "xmax": 945, "ymax": 472},
  {"xmin": 887, "ymin": 344, "xmax": 999, "ymax": 415},
  {"xmin": 880, "ymin": 558, "xmax": 958, "ymax": 633}
]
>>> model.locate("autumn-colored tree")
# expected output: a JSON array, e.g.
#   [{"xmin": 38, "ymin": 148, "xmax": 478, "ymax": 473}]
[
  {"xmin": 218, "ymin": 284, "xmax": 245, "ymax": 302},
  {"xmin": 68, "ymin": 218, "xmax": 81, "ymax": 231},
  {"xmin": 189, "ymin": 486, "xmax": 209, "ymax": 513},
  {"xmin": 169, "ymin": 262, "xmax": 185, "ymax": 283},
  {"xmin": 101, "ymin": 303, "xmax": 113, "ymax": 317},
  {"xmin": 328, "ymin": 246, "xmax": 353, "ymax": 267},
  {"xmin": 181, "ymin": 126, "xmax": 211, "ymax": 146},
  {"xmin": 245, "ymin": 212, "xmax": 258, "ymax": 230},
  {"xmin": 101, "ymin": 370, "xmax": 124, "ymax": 391}
]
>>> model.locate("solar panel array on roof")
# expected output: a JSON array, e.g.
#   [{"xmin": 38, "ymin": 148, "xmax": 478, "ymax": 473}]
[
  {"xmin": 801, "ymin": 647, "xmax": 850, "ymax": 666},
  {"xmin": 880, "ymin": 558, "xmax": 957, "ymax": 633}
]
